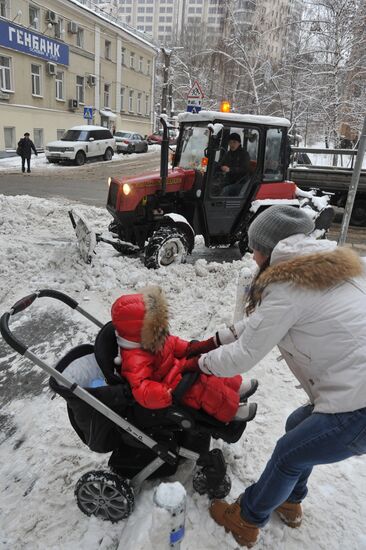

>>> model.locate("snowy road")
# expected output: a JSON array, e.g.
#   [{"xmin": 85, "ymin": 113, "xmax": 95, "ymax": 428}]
[{"xmin": 1, "ymin": 194, "xmax": 366, "ymax": 550}]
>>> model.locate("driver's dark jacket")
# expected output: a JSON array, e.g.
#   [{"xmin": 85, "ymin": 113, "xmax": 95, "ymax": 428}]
[{"xmin": 220, "ymin": 147, "xmax": 250, "ymax": 184}]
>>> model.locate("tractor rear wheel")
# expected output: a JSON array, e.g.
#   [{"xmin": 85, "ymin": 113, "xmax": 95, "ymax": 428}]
[{"xmin": 144, "ymin": 226, "xmax": 188, "ymax": 269}]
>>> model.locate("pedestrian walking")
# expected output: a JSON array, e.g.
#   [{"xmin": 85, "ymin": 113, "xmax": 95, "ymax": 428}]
[
  {"xmin": 17, "ymin": 132, "xmax": 38, "ymax": 173},
  {"xmin": 195, "ymin": 205, "xmax": 366, "ymax": 547}
]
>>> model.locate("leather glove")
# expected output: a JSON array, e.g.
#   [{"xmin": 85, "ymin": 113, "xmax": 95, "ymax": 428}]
[
  {"xmin": 181, "ymin": 356, "xmax": 201, "ymax": 372},
  {"xmin": 186, "ymin": 336, "xmax": 218, "ymax": 358}
]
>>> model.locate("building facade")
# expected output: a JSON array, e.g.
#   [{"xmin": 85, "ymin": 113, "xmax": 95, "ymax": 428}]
[{"xmin": 0, "ymin": 0, "xmax": 157, "ymax": 153}]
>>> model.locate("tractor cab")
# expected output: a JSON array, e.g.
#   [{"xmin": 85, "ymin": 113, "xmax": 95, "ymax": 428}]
[
  {"xmin": 70, "ymin": 111, "xmax": 333, "ymax": 268},
  {"xmin": 172, "ymin": 112, "xmax": 294, "ymax": 248}
]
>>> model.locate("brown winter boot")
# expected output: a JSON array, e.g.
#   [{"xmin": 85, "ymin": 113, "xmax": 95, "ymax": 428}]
[
  {"xmin": 210, "ymin": 497, "xmax": 259, "ymax": 547},
  {"xmin": 276, "ymin": 500, "xmax": 303, "ymax": 528}
]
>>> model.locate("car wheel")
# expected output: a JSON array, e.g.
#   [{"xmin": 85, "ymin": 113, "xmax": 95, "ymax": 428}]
[
  {"xmin": 75, "ymin": 151, "xmax": 86, "ymax": 166},
  {"xmin": 103, "ymin": 147, "xmax": 113, "ymax": 161},
  {"xmin": 144, "ymin": 226, "xmax": 188, "ymax": 269},
  {"xmin": 75, "ymin": 470, "xmax": 134, "ymax": 522},
  {"xmin": 143, "ymin": 143, "xmax": 148, "ymax": 153},
  {"xmin": 128, "ymin": 144, "xmax": 135, "ymax": 154}
]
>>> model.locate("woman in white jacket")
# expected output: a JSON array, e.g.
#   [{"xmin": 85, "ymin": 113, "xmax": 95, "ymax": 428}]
[{"xmin": 203, "ymin": 205, "xmax": 366, "ymax": 548}]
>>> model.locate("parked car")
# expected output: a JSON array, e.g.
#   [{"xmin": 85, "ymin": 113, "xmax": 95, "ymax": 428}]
[
  {"xmin": 45, "ymin": 126, "xmax": 116, "ymax": 166},
  {"xmin": 115, "ymin": 132, "xmax": 149, "ymax": 154},
  {"xmin": 147, "ymin": 129, "xmax": 178, "ymax": 145}
]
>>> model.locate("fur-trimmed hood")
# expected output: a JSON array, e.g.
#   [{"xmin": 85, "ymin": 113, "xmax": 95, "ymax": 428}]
[
  {"xmin": 248, "ymin": 236, "xmax": 364, "ymax": 312},
  {"xmin": 111, "ymin": 286, "xmax": 169, "ymax": 353}
]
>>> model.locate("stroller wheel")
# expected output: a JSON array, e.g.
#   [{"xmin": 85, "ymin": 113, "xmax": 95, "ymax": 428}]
[
  {"xmin": 193, "ymin": 470, "xmax": 232, "ymax": 499},
  {"xmin": 75, "ymin": 470, "xmax": 134, "ymax": 522}
]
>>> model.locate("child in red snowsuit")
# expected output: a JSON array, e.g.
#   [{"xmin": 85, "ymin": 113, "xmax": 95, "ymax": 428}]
[{"xmin": 111, "ymin": 286, "xmax": 257, "ymax": 423}]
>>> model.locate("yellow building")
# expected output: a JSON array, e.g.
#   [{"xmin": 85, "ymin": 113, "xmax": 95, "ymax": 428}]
[{"xmin": 0, "ymin": 0, "xmax": 157, "ymax": 153}]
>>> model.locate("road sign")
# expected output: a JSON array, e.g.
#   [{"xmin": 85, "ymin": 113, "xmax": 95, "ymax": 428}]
[
  {"xmin": 83, "ymin": 107, "xmax": 93, "ymax": 120},
  {"xmin": 186, "ymin": 105, "xmax": 202, "ymax": 113},
  {"xmin": 187, "ymin": 80, "xmax": 204, "ymax": 99}
]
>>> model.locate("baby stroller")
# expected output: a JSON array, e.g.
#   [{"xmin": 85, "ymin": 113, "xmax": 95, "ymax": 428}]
[{"xmin": 1, "ymin": 290, "xmax": 251, "ymax": 522}]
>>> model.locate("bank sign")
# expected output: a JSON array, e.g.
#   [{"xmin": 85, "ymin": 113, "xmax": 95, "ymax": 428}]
[{"xmin": 0, "ymin": 20, "xmax": 69, "ymax": 65}]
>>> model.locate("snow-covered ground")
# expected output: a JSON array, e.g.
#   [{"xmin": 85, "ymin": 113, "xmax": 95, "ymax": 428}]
[
  {"xmin": 0, "ymin": 194, "xmax": 366, "ymax": 550},
  {"xmin": 0, "ymin": 145, "xmax": 161, "ymax": 174}
]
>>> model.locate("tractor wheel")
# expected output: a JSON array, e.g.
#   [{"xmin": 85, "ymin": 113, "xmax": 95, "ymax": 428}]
[
  {"xmin": 103, "ymin": 147, "xmax": 113, "ymax": 161},
  {"xmin": 75, "ymin": 151, "xmax": 86, "ymax": 166},
  {"xmin": 238, "ymin": 234, "xmax": 250, "ymax": 256},
  {"xmin": 75, "ymin": 470, "xmax": 134, "ymax": 522},
  {"xmin": 144, "ymin": 226, "xmax": 188, "ymax": 269},
  {"xmin": 350, "ymin": 199, "xmax": 366, "ymax": 226}
]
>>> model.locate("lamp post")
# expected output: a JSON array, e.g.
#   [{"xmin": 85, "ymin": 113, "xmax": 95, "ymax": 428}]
[{"xmin": 160, "ymin": 46, "xmax": 184, "ymax": 119}]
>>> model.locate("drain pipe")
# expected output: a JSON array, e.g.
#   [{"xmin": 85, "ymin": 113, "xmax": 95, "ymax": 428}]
[{"xmin": 160, "ymin": 115, "xmax": 169, "ymax": 195}]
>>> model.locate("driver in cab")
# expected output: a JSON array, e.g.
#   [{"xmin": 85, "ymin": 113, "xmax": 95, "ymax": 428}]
[{"xmin": 219, "ymin": 133, "xmax": 250, "ymax": 196}]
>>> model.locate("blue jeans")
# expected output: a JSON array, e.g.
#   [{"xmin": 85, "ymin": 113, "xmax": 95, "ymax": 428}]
[{"xmin": 241, "ymin": 404, "xmax": 366, "ymax": 527}]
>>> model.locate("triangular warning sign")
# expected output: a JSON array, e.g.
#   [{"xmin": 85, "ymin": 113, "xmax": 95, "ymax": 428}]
[{"xmin": 187, "ymin": 80, "xmax": 204, "ymax": 99}]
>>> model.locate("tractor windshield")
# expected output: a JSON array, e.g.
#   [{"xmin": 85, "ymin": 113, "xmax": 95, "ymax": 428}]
[{"xmin": 178, "ymin": 125, "xmax": 209, "ymax": 170}]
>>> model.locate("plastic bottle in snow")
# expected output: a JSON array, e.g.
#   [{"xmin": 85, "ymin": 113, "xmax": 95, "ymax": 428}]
[
  {"xmin": 152, "ymin": 482, "xmax": 186, "ymax": 549},
  {"xmin": 233, "ymin": 267, "xmax": 253, "ymax": 323}
]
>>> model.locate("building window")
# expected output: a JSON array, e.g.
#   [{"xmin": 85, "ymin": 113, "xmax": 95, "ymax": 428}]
[
  {"xmin": 0, "ymin": 0, "xmax": 8, "ymax": 18},
  {"xmin": 76, "ymin": 75, "xmax": 84, "ymax": 104},
  {"xmin": 146, "ymin": 59, "xmax": 151, "ymax": 76},
  {"xmin": 104, "ymin": 84, "xmax": 110, "ymax": 107},
  {"xmin": 120, "ymin": 87, "xmax": 125, "ymax": 111},
  {"xmin": 121, "ymin": 47, "xmax": 126, "ymax": 65},
  {"xmin": 29, "ymin": 5, "xmax": 40, "ymax": 30},
  {"xmin": 31, "ymin": 64, "xmax": 42, "ymax": 96},
  {"xmin": 0, "ymin": 55, "xmax": 12, "ymax": 91},
  {"xmin": 4, "ymin": 127, "xmax": 15, "ymax": 150},
  {"xmin": 33, "ymin": 128, "xmax": 44, "ymax": 149},
  {"xmin": 57, "ymin": 129, "xmax": 65, "ymax": 140},
  {"xmin": 137, "ymin": 92, "xmax": 142, "ymax": 114},
  {"xmin": 130, "ymin": 52, "xmax": 135, "ymax": 69},
  {"xmin": 105, "ymin": 40, "xmax": 111, "ymax": 60},
  {"xmin": 139, "ymin": 56, "xmax": 143, "ymax": 72},
  {"xmin": 76, "ymin": 27, "xmax": 84, "ymax": 48},
  {"xmin": 55, "ymin": 71, "xmax": 64, "ymax": 100},
  {"xmin": 54, "ymin": 18, "xmax": 64, "ymax": 39},
  {"xmin": 145, "ymin": 94, "xmax": 149, "ymax": 116},
  {"xmin": 128, "ymin": 90, "xmax": 134, "ymax": 112}
]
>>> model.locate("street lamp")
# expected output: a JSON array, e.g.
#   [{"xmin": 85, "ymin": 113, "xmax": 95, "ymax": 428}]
[{"xmin": 160, "ymin": 46, "xmax": 184, "ymax": 119}]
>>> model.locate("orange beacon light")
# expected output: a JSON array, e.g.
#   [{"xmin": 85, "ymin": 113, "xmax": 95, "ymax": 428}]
[{"xmin": 220, "ymin": 101, "xmax": 231, "ymax": 113}]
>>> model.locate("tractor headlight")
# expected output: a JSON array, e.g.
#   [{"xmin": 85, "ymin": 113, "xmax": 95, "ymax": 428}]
[
  {"xmin": 122, "ymin": 183, "xmax": 131, "ymax": 195},
  {"xmin": 108, "ymin": 177, "xmax": 112, "ymax": 187}
]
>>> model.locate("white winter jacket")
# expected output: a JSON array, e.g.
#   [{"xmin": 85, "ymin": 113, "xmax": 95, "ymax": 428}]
[{"xmin": 199, "ymin": 235, "xmax": 366, "ymax": 413}]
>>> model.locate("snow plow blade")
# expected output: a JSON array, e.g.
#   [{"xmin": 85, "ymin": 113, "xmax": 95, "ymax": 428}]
[{"xmin": 69, "ymin": 209, "xmax": 139, "ymax": 264}]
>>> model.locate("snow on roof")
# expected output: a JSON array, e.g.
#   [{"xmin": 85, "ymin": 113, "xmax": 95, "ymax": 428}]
[
  {"xmin": 68, "ymin": 0, "xmax": 158, "ymax": 52},
  {"xmin": 178, "ymin": 110, "xmax": 291, "ymax": 128}
]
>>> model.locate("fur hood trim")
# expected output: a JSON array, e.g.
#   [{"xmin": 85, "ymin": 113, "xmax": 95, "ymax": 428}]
[
  {"xmin": 251, "ymin": 247, "xmax": 364, "ymax": 309},
  {"xmin": 141, "ymin": 286, "xmax": 170, "ymax": 353}
]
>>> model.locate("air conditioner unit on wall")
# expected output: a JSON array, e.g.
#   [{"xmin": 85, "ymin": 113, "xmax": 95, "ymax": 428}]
[
  {"xmin": 46, "ymin": 10, "xmax": 57, "ymax": 24},
  {"xmin": 68, "ymin": 99, "xmax": 78, "ymax": 111},
  {"xmin": 68, "ymin": 21, "xmax": 78, "ymax": 34},
  {"xmin": 46, "ymin": 62, "xmax": 57, "ymax": 76},
  {"xmin": 87, "ymin": 74, "xmax": 96, "ymax": 87}
]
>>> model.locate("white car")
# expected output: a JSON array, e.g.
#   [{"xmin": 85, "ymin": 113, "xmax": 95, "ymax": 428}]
[{"xmin": 45, "ymin": 125, "xmax": 116, "ymax": 166}]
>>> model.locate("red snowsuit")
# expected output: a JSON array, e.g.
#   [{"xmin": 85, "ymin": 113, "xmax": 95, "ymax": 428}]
[{"xmin": 111, "ymin": 289, "xmax": 242, "ymax": 423}]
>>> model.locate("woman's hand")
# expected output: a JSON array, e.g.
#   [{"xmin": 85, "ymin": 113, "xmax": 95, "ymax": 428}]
[{"xmin": 186, "ymin": 337, "xmax": 217, "ymax": 358}]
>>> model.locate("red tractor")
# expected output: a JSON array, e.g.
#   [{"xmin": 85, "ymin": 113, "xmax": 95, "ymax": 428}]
[{"xmin": 70, "ymin": 111, "xmax": 334, "ymax": 268}]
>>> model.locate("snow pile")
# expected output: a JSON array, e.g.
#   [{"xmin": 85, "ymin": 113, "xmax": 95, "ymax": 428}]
[
  {"xmin": 154, "ymin": 482, "xmax": 186, "ymax": 509},
  {"xmin": 0, "ymin": 194, "xmax": 366, "ymax": 549}
]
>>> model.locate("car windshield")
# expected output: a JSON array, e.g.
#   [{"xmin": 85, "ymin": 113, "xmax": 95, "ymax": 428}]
[
  {"xmin": 61, "ymin": 130, "xmax": 89, "ymax": 141},
  {"xmin": 115, "ymin": 132, "xmax": 131, "ymax": 138},
  {"xmin": 178, "ymin": 125, "xmax": 209, "ymax": 169}
]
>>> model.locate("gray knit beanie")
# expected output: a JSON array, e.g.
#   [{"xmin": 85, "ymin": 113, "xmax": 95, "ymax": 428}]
[{"xmin": 248, "ymin": 205, "xmax": 315, "ymax": 256}]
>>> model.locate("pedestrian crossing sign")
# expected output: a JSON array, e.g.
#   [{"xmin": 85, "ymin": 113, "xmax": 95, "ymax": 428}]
[
  {"xmin": 83, "ymin": 107, "xmax": 93, "ymax": 120},
  {"xmin": 187, "ymin": 80, "xmax": 204, "ymax": 99}
]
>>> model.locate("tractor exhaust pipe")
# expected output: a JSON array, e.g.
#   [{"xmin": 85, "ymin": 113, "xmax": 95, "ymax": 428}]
[{"xmin": 160, "ymin": 115, "xmax": 169, "ymax": 195}]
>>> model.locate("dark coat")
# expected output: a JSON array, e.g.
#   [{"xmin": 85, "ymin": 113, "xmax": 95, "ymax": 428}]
[
  {"xmin": 18, "ymin": 138, "xmax": 37, "ymax": 159},
  {"xmin": 220, "ymin": 147, "xmax": 250, "ymax": 184}
]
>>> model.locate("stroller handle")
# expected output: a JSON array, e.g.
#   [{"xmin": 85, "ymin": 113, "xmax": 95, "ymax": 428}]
[{"xmin": 1, "ymin": 289, "xmax": 79, "ymax": 356}]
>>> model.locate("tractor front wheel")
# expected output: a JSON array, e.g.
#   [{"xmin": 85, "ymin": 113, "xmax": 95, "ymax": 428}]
[{"xmin": 144, "ymin": 226, "xmax": 188, "ymax": 269}]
